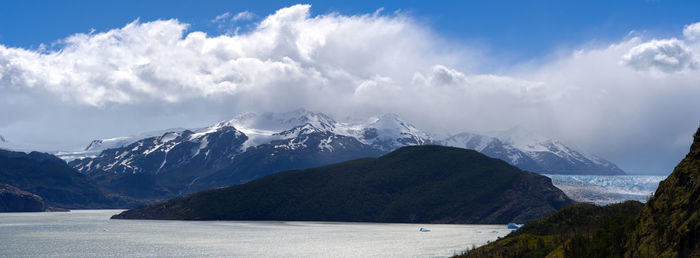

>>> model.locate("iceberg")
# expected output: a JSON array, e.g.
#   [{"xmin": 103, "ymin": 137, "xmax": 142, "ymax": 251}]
[{"xmin": 507, "ymin": 223, "xmax": 523, "ymax": 229}]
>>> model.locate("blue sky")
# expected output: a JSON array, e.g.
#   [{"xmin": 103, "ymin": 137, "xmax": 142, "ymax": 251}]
[
  {"xmin": 1, "ymin": 1, "xmax": 700, "ymax": 174},
  {"xmin": 2, "ymin": 1, "xmax": 699, "ymax": 64}
]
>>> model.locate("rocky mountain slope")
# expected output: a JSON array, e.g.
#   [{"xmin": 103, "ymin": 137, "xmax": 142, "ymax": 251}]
[
  {"xmin": 112, "ymin": 146, "xmax": 573, "ymax": 223},
  {"xmin": 0, "ymin": 182, "xmax": 45, "ymax": 212}
]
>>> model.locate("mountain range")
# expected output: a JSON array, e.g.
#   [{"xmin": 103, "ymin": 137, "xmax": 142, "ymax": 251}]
[{"xmin": 66, "ymin": 109, "xmax": 623, "ymax": 199}]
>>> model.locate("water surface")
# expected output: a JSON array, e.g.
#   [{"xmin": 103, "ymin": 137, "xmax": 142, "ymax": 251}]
[{"xmin": 1, "ymin": 210, "xmax": 510, "ymax": 257}]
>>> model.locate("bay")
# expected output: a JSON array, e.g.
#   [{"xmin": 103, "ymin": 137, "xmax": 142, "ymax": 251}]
[{"xmin": 0, "ymin": 210, "xmax": 511, "ymax": 257}]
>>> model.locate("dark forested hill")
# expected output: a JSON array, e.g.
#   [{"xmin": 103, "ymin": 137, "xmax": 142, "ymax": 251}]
[
  {"xmin": 113, "ymin": 145, "xmax": 573, "ymax": 224},
  {"xmin": 0, "ymin": 150, "xmax": 127, "ymax": 208}
]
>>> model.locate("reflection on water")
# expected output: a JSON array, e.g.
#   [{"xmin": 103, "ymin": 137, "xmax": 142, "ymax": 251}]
[{"xmin": 0, "ymin": 210, "xmax": 511, "ymax": 257}]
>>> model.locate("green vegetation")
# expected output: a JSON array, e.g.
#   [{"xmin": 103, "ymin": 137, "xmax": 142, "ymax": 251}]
[
  {"xmin": 113, "ymin": 145, "xmax": 572, "ymax": 223},
  {"xmin": 458, "ymin": 201, "xmax": 643, "ymax": 258},
  {"xmin": 460, "ymin": 126, "xmax": 700, "ymax": 257},
  {"xmin": 626, "ymin": 127, "xmax": 700, "ymax": 257}
]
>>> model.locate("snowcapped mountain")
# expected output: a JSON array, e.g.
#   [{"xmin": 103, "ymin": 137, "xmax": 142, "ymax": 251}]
[
  {"xmin": 69, "ymin": 109, "xmax": 388, "ymax": 197},
  {"xmin": 69, "ymin": 108, "xmax": 623, "ymax": 199},
  {"xmin": 339, "ymin": 114, "xmax": 433, "ymax": 151},
  {"xmin": 53, "ymin": 128, "xmax": 187, "ymax": 161},
  {"xmin": 0, "ymin": 135, "xmax": 6, "ymax": 143},
  {"xmin": 440, "ymin": 129, "xmax": 624, "ymax": 175},
  {"xmin": 226, "ymin": 109, "xmax": 432, "ymax": 150}
]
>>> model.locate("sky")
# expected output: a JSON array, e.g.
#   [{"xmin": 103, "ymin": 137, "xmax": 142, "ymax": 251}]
[{"xmin": 1, "ymin": 1, "xmax": 700, "ymax": 174}]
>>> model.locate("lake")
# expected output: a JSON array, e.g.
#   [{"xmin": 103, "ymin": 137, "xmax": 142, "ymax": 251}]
[{"xmin": 0, "ymin": 210, "xmax": 511, "ymax": 257}]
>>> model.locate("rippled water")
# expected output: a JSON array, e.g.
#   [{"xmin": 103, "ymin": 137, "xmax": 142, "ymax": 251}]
[
  {"xmin": 545, "ymin": 174, "xmax": 666, "ymax": 205},
  {"xmin": 0, "ymin": 210, "xmax": 511, "ymax": 257}
]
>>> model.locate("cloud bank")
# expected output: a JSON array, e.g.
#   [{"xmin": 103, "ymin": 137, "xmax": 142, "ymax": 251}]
[{"xmin": 1, "ymin": 5, "xmax": 699, "ymax": 173}]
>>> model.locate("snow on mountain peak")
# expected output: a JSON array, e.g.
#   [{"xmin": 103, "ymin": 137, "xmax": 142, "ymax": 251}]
[
  {"xmin": 0, "ymin": 135, "xmax": 6, "ymax": 143},
  {"xmin": 489, "ymin": 126, "xmax": 551, "ymax": 152},
  {"xmin": 366, "ymin": 113, "xmax": 430, "ymax": 141},
  {"xmin": 442, "ymin": 133, "xmax": 497, "ymax": 152},
  {"xmin": 230, "ymin": 108, "xmax": 336, "ymax": 133},
  {"xmin": 481, "ymin": 127, "xmax": 614, "ymax": 168}
]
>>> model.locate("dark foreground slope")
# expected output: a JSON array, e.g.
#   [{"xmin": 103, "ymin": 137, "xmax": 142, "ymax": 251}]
[
  {"xmin": 458, "ymin": 201, "xmax": 644, "ymax": 257},
  {"xmin": 113, "ymin": 146, "xmax": 573, "ymax": 223},
  {"xmin": 0, "ymin": 182, "xmax": 46, "ymax": 212},
  {"xmin": 0, "ymin": 150, "xmax": 129, "ymax": 209},
  {"xmin": 461, "ymin": 125, "xmax": 700, "ymax": 257},
  {"xmin": 626, "ymin": 126, "xmax": 700, "ymax": 257}
]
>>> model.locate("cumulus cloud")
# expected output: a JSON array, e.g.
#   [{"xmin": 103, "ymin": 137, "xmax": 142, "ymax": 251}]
[
  {"xmin": 1, "ymin": 5, "xmax": 700, "ymax": 173},
  {"xmin": 684, "ymin": 22, "xmax": 700, "ymax": 41},
  {"xmin": 0, "ymin": 4, "xmax": 457, "ymax": 107},
  {"xmin": 621, "ymin": 38, "xmax": 696, "ymax": 73}
]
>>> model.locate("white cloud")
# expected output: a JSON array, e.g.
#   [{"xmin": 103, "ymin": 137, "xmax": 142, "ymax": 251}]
[
  {"xmin": 427, "ymin": 65, "xmax": 466, "ymax": 85},
  {"xmin": 1, "ymin": 4, "xmax": 699, "ymax": 173},
  {"xmin": 212, "ymin": 12, "xmax": 231, "ymax": 23},
  {"xmin": 232, "ymin": 11, "xmax": 255, "ymax": 21},
  {"xmin": 683, "ymin": 22, "xmax": 700, "ymax": 41},
  {"xmin": 621, "ymin": 38, "xmax": 696, "ymax": 73}
]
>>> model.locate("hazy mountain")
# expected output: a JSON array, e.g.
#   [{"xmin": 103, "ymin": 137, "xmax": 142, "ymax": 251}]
[
  {"xmin": 441, "ymin": 129, "xmax": 624, "ymax": 175},
  {"xmin": 112, "ymin": 146, "xmax": 574, "ymax": 223}
]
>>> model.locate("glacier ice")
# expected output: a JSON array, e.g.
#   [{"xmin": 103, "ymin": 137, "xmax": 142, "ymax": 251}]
[{"xmin": 545, "ymin": 174, "xmax": 666, "ymax": 206}]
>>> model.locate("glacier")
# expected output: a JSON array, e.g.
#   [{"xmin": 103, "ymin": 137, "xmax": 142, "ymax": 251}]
[{"xmin": 545, "ymin": 174, "xmax": 666, "ymax": 206}]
